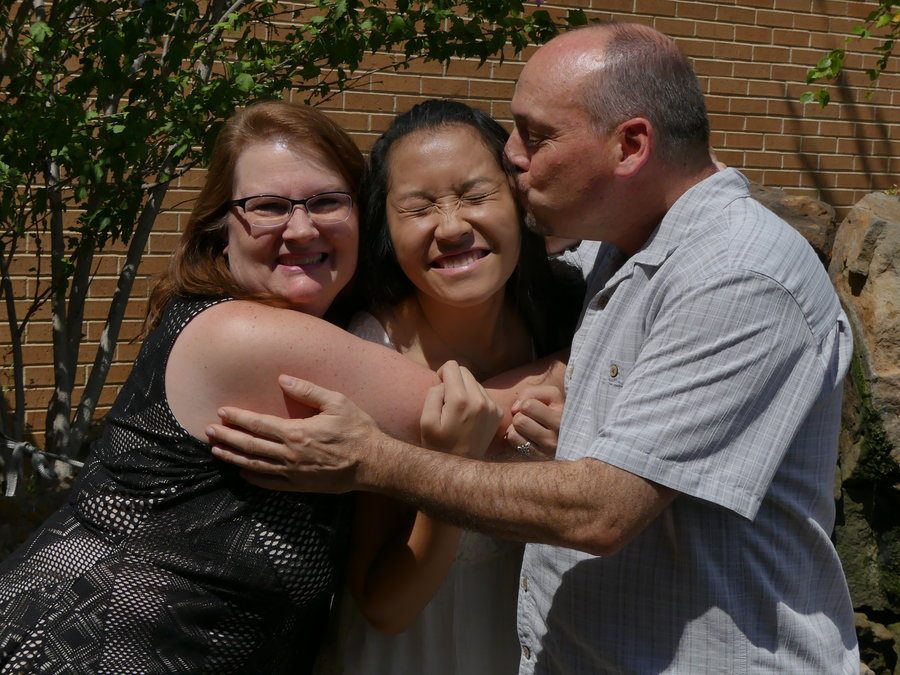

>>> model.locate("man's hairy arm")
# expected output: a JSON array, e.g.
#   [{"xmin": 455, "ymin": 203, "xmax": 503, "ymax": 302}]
[
  {"xmin": 208, "ymin": 375, "xmax": 676, "ymax": 557},
  {"xmin": 360, "ymin": 434, "xmax": 676, "ymax": 556}
]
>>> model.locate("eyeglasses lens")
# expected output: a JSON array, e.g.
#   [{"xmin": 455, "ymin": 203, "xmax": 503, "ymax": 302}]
[{"xmin": 243, "ymin": 193, "xmax": 351, "ymax": 228}]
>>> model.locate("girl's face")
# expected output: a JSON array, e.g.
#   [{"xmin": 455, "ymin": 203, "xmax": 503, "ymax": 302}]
[
  {"xmin": 385, "ymin": 125, "xmax": 521, "ymax": 309},
  {"xmin": 224, "ymin": 139, "xmax": 359, "ymax": 317}
]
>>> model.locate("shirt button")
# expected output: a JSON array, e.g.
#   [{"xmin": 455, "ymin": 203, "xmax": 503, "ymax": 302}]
[
  {"xmin": 522, "ymin": 645, "xmax": 532, "ymax": 660},
  {"xmin": 609, "ymin": 364, "xmax": 619, "ymax": 378},
  {"xmin": 597, "ymin": 295, "xmax": 609, "ymax": 309},
  {"xmin": 521, "ymin": 576, "xmax": 528, "ymax": 592},
  {"xmin": 565, "ymin": 364, "xmax": 574, "ymax": 380}
]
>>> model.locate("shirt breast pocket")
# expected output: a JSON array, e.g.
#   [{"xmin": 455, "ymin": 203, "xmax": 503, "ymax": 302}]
[{"xmin": 593, "ymin": 358, "xmax": 633, "ymax": 426}]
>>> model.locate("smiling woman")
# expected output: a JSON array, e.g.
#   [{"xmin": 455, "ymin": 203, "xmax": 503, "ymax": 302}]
[
  {"xmin": 0, "ymin": 101, "xmax": 505, "ymax": 674},
  {"xmin": 222, "ymin": 140, "xmax": 358, "ymax": 318}
]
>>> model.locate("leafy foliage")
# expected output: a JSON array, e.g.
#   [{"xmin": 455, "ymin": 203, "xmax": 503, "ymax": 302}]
[
  {"xmin": 0, "ymin": 0, "xmax": 581, "ymax": 484},
  {"xmin": 802, "ymin": 0, "xmax": 898, "ymax": 106}
]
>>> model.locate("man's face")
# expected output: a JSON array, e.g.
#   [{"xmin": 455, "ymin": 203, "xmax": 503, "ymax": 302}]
[{"xmin": 504, "ymin": 52, "xmax": 617, "ymax": 242}]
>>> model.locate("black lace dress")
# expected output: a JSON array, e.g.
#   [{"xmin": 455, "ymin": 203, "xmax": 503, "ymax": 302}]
[{"xmin": 0, "ymin": 296, "xmax": 346, "ymax": 674}]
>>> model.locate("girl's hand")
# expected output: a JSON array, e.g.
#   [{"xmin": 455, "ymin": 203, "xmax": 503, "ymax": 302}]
[
  {"xmin": 420, "ymin": 360, "xmax": 502, "ymax": 458},
  {"xmin": 505, "ymin": 385, "xmax": 564, "ymax": 458}
]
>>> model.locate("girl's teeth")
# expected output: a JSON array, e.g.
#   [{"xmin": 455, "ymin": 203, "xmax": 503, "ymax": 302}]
[{"xmin": 436, "ymin": 251, "xmax": 484, "ymax": 269}]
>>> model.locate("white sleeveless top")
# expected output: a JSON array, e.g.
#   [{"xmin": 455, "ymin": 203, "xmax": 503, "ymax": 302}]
[{"xmin": 315, "ymin": 311, "xmax": 523, "ymax": 675}]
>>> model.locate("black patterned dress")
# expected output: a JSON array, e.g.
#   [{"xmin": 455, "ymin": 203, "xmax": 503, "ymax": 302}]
[{"xmin": 0, "ymin": 296, "xmax": 346, "ymax": 674}]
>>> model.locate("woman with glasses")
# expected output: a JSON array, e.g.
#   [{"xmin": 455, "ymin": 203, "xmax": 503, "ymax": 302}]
[{"xmin": 0, "ymin": 101, "xmax": 512, "ymax": 673}]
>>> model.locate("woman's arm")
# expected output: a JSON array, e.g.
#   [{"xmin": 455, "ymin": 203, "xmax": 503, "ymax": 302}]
[
  {"xmin": 167, "ymin": 300, "xmax": 439, "ymax": 444},
  {"xmin": 349, "ymin": 362, "xmax": 500, "ymax": 633}
]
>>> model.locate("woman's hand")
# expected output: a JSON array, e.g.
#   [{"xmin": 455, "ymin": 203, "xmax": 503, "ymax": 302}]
[
  {"xmin": 504, "ymin": 385, "xmax": 564, "ymax": 459},
  {"xmin": 420, "ymin": 360, "xmax": 502, "ymax": 458}
]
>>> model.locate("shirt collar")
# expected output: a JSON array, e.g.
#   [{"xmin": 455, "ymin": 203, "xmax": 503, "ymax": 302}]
[{"xmin": 601, "ymin": 168, "xmax": 751, "ymax": 291}]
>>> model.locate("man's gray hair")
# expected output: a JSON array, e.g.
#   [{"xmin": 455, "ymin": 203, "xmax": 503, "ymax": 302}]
[{"xmin": 580, "ymin": 23, "xmax": 710, "ymax": 166}]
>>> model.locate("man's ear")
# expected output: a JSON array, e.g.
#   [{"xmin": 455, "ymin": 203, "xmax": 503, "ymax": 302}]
[{"xmin": 613, "ymin": 117, "xmax": 652, "ymax": 177}]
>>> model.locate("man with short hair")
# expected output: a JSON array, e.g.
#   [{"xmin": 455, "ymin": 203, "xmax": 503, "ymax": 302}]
[{"xmin": 210, "ymin": 22, "xmax": 859, "ymax": 672}]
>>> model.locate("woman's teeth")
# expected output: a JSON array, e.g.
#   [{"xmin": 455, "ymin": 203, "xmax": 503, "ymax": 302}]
[
  {"xmin": 281, "ymin": 253, "xmax": 326, "ymax": 266},
  {"xmin": 434, "ymin": 251, "xmax": 486, "ymax": 269}
]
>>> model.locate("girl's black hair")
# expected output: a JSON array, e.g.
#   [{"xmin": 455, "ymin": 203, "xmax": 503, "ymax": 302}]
[{"xmin": 359, "ymin": 99, "xmax": 584, "ymax": 356}]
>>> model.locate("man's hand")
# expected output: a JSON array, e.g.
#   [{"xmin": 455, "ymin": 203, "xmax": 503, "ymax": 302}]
[{"xmin": 207, "ymin": 374, "xmax": 384, "ymax": 493}]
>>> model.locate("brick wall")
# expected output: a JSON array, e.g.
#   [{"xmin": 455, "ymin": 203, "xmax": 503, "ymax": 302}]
[{"xmin": 3, "ymin": 0, "xmax": 898, "ymax": 444}]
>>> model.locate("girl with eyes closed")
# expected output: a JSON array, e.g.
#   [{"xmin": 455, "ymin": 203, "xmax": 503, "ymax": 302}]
[{"xmin": 317, "ymin": 100, "xmax": 584, "ymax": 675}]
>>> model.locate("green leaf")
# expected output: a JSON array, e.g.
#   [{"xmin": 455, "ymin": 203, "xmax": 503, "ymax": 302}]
[
  {"xmin": 29, "ymin": 21, "xmax": 52, "ymax": 44},
  {"xmin": 388, "ymin": 15, "xmax": 407, "ymax": 35},
  {"xmin": 234, "ymin": 73, "xmax": 255, "ymax": 92}
]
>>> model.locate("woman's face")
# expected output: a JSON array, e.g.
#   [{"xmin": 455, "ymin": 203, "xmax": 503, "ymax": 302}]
[
  {"xmin": 385, "ymin": 125, "xmax": 521, "ymax": 309},
  {"xmin": 224, "ymin": 139, "xmax": 359, "ymax": 317}
]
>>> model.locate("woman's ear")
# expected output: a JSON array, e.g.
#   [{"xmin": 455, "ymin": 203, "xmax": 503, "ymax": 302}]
[{"xmin": 613, "ymin": 117, "xmax": 652, "ymax": 177}]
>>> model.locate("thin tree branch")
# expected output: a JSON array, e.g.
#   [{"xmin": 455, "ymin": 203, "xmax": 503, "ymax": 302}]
[
  {"xmin": 0, "ymin": 248, "xmax": 25, "ymax": 441},
  {"xmin": 71, "ymin": 163, "xmax": 173, "ymax": 453}
]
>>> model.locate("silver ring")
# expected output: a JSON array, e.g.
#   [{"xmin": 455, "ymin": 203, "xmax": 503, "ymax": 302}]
[{"xmin": 515, "ymin": 441, "xmax": 534, "ymax": 456}]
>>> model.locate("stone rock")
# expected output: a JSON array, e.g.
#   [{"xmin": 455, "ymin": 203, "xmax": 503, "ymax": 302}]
[
  {"xmin": 750, "ymin": 183, "xmax": 837, "ymax": 264},
  {"xmin": 855, "ymin": 612, "xmax": 898, "ymax": 674},
  {"xmin": 829, "ymin": 192, "xmax": 900, "ymax": 464}
]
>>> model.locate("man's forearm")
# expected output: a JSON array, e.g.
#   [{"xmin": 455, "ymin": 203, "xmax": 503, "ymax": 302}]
[{"xmin": 357, "ymin": 432, "xmax": 675, "ymax": 556}]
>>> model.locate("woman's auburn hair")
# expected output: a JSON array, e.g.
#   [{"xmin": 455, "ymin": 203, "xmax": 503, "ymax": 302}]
[{"xmin": 144, "ymin": 100, "xmax": 365, "ymax": 331}]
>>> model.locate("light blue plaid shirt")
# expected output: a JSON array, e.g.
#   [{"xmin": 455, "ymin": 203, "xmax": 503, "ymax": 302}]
[{"xmin": 518, "ymin": 169, "xmax": 858, "ymax": 673}]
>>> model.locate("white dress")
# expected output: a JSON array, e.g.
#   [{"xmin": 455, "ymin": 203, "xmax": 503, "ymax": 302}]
[{"xmin": 315, "ymin": 311, "xmax": 524, "ymax": 675}]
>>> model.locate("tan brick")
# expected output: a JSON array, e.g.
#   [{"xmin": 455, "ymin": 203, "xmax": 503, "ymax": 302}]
[
  {"xmin": 490, "ymin": 61, "xmax": 525, "ymax": 81},
  {"xmin": 675, "ymin": 2, "xmax": 717, "ymax": 20},
  {"xmin": 680, "ymin": 39, "xmax": 716, "ymax": 58},
  {"xmin": 635, "ymin": 0, "xmax": 677, "ymax": 16},
  {"xmin": 150, "ymin": 212, "xmax": 183, "ymax": 233},
  {"xmin": 800, "ymin": 136, "xmax": 838, "ymax": 153},
  {"xmin": 709, "ymin": 114, "xmax": 745, "ymax": 132},
  {"xmin": 753, "ymin": 45, "xmax": 791, "ymax": 63},
  {"xmin": 792, "ymin": 14, "xmax": 830, "ymax": 32},
  {"xmin": 817, "ymin": 120, "xmax": 860, "ymax": 137},
  {"xmin": 343, "ymin": 91, "xmax": 396, "ymax": 114},
  {"xmin": 733, "ymin": 61, "xmax": 773, "ymax": 80},
  {"xmin": 757, "ymin": 83, "xmax": 794, "ymax": 101},
  {"xmin": 735, "ymin": 25, "xmax": 773, "ymax": 44},
  {"xmin": 870, "ymin": 139, "xmax": 898, "ymax": 156},
  {"xmin": 782, "ymin": 153, "xmax": 810, "ymax": 169},
  {"xmin": 694, "ymin": 59, "xmax": 733, "ymax": 78},
  {"xmin": 653, "ymin": 17, "xmax": 698, "ymax": 38},
  {"xmin": 716, "ymin": 6, "xmax": 756, "ymax": 24},
  {"xmin": 710, "ymin": 78, "xmax": 748, "ymax": 96},
  {"xmin": 469, "ymin": 79, "xmax": 515, "ymax": 100},
  {"xmin": 726, "ymin": 132, "xmax": 765, "ymax": 150},
  {"xmin": 818, "ymin": 154, "xmax": 856, "ymax": 171},
  {"xmin": 732, "ymin": 98, "xmax": 768, "ymax": 115},
  {"xmin": 741, "ymin": 168, "xmax": 766, "ymax": 183},
  {"xmin": 368, "ymin": 73, "xmax": 421, "ymax": 95},
  {"xmin": 763, "ymin": 169, "xmax": 802, "ymax": 186},
  {"xmin": 774, "ymin": 0, "xmax": 813, "ymax": 12},
  {"xmin": 701, "ymin": 22, "xmax": 736, "ymax": 40},
  {"xmin": 713, "ymin": 42, "xmax": 753, "ymax": 60},
  {"xmin": 837, "ymin": 137, "xmax": 870, "ymax": 154},
  {"xmin": 772, "ymin": 28, "xmax": 810, "ymax": 48},
  {"xmin": 743, "ymin": 151, "xmax": 780, "ymax": 168},
  {"xmin": 745, "ymin": 117, "xmax": 784, "ymax": 133},
  {"xmin": 765, "ymin": 134, "xmax": 801, "ymax": 151}
]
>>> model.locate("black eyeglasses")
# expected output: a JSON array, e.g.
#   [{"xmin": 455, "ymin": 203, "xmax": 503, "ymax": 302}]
[{"xmin": 227, "ymin": 192, "xmax": 353, "ymax": 228}]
